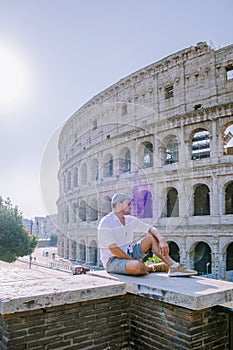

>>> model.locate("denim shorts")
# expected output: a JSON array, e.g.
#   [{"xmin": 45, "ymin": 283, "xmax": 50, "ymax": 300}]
[{"xmin": 105, "ymin": 242, "xmax": 146, "ymax": 275}]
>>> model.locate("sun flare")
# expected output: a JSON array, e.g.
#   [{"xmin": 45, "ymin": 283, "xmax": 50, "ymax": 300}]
[{"xmin": 0, "ymin": 44, "xmax": 30, "ymax": 106}]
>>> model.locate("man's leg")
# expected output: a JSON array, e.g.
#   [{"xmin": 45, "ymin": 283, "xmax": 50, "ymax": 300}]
[
  {"xmin": 140, "ymin": 234, "xmax": 197, "ymax": 277},
  {"xmin": 140, "ymin": 234, "xmax": 175, "ymax": 266},
  {"xmin": 125, "ymin": 259, "xmax": 151, "ymax": 275}
]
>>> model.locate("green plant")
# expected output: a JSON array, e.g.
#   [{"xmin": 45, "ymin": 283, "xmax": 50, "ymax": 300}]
[{"xmin": 0, "ymin": 197, "xmax": 37, "ymax": 262}]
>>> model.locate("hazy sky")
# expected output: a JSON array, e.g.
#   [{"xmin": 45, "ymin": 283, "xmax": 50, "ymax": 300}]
[{"xmin": 0, "ymin": 0, "xmax": 232, "ymax": 218}]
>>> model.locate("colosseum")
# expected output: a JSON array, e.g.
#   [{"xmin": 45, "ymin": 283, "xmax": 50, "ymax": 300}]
[{"xmin": 57, "ymin": 41, "xmax": 233, "ymax": 280}]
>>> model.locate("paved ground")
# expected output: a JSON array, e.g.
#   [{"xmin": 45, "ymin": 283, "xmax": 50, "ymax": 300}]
[{"xmin": 18, "ymin": 246, "xmax": 74, "ymax": 271}]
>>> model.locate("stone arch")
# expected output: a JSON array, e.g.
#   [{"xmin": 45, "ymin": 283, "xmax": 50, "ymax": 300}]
[
  {"xmin": 119, "ymin": 147, "xmax": 131, "ymax": 173},
  {"xmin": 164, "ymin": 135, "xmax": 179, "ymax": 164},
  {"xmin": 139, "ymin": 141, "xmax": 153, "ymax": 169},
  {"xmin": 225, "ymin": 181, "xmax": 233, "ymax": 214},
  {"xmin": 79, "ymin": 239, "xmax": 86, "ymax": 263},
  {"xmin": 89, "ymin": 240, "xmax": 97, "ymax": 265},
  {"xmin": 191, "ymin": 128, "xmax": 210, "ymax": 160},
  {"xmin": 136, "ymin": 189, "xmax": 153, "ymax": 218},
  {"xmin": 80, "ymin": 163, "xmax": 87, "ymax": 184},
  {"xmin": 72, "ymin": 202, "xmax": 77, "ymax": 223},
  {"xmin": 194, "ymin": 241, "xmax": 212, "ymax": 275},
  {"xmin": 103, "ymin": 153, "xmax": 113, "ymax": 177},
  {"xmin": 168, "ymin": 241, "xmax": 180, "ymax": 262},
  {"xmin": 91, "ymin": 158, "xmax": 99, "ymax": 181},
  {"xmin": 73, "ymin": 167, "xmax": 78, "ymax": 187},
  {"xmin": 71, "ymin": 240, "xmax": 76, "ymax": 260},
  {"xmin": 64, "ymin": 236, "xmax": 69, "ymax": 259},
  {"xmin": 90, "ymin": 198, "xmax": 98, "ymax": 221},
  {"xmin": 166, "ymin": 187, "xmax": 179, "ymax": 217},
  {"xmin": 79, "ymin": 200, "xmax": 86, "ymax": 221},
  {"xmin": 65, "ymin": 204, "xmax": 69, "ymax": 223},
  {"xmin": 193, "ymin": 184, "xmax": 210, "ymax": 215},
  {"xmin": 226, "ymin": 242, "xmax": 233, "ymax": 271},
  {"xmin": 223, "ymin": 122, "xmax": 233, "ymax": 155}
]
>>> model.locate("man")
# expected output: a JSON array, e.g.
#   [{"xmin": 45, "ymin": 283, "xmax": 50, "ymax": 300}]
[{"xmin": 98, "ymin": 193, "xmax": 197, "ymax": 277}]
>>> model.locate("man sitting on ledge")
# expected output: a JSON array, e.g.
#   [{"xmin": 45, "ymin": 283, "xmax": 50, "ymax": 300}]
[{"xmin": 98, "ymin": 193, "xmax": 197, "ymax": 277}]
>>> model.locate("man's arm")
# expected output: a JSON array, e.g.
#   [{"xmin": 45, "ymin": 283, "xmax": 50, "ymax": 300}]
[
  {"xmin": 148, "ymin": 226, "xmax": 169, "ymax": 257},
  {"xmin": 108, "ymin": 243, "xmax": 133, "ymax": 260}
]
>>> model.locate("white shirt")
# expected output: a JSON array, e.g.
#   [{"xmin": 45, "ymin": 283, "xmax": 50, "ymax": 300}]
[{"xmin": 97, "ymin": 211, "xmax": 152, "ymax": 267}]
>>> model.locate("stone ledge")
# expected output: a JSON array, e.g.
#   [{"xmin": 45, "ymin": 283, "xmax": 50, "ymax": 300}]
[
  {"xmin": 0, "ymin": 262, "xmax": 127, "ymax": 315},
  {"xmin": 1, "ymin": 261, "xmax": 233, "ymax": 315},
  {"xmin": 89, "ymin": 270, "xmax": 233, "ymax": 310}
]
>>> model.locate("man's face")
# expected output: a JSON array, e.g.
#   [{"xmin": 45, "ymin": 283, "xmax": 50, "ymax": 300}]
[{"xmin": 119, "ymin": 199, "xmax": 132, "ymax": 215}]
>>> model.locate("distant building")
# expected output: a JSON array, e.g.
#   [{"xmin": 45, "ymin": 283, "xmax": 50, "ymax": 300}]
[
  {"xmin": 57, "ymin": 42, "xmax": 233, "ymax": 279},
  {"xmin": 23, "ymin": 215, "xmax": 57, "ymax": 239}
]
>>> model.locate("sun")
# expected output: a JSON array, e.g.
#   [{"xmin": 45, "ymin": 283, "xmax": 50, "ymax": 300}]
[{"xmin": 0, "ymin": 44, "xmax": 30, "ymax": 106}]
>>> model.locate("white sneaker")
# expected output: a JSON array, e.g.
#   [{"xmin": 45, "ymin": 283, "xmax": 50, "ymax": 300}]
[{"xmin": 168, "ymin": 263, "xmax": 197, "ymax": 277}]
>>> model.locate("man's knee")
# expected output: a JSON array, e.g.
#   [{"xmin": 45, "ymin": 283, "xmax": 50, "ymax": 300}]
[{"xmin": 125, "ymin": 260, "xmax": 147, "ymax": 275}]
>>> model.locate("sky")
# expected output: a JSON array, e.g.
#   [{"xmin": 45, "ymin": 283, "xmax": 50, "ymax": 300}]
[{"xmin": 0, "ymin": 0, "xmax": 232, "ymax": 219}]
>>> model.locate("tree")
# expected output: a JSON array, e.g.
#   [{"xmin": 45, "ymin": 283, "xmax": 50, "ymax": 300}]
[{"xmin": 0, "ymin": 197, "xmax": 37, "ymax": 262}]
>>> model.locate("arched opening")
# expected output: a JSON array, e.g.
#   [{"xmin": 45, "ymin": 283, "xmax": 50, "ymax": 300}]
[
  {"xmin": 168, "ymin": 242, "xmax": 180, "ymax": 262},
  {"xmin": 103, "ymin": 154, "xmax": 113, "ymax": 177},
  {"xmin": 65, "ymin": 205, "xmax": 69, "ymax": 224},
  {"xmin": 165, "ymin": 135, "xmax": 179, "ymax": 164},
  {"xmin": 80, "ymin": 163, "xmax": 87, "ymax": 184},
  {"xmin": 89, "ymin": 240, "xmax": 97, "ymax": 265},
  {"xmin": 223, "ymin": 123, "xmax": 233, "ymax": 155},
  {"xmin": 142, "ymin": 190, "xmax": 153, "ymax": 218},
  {"xmin": 91, "ymin": 159, "xmax": 99, "ymax": 181},
  {"xmin": 71, "ymin": 240, "xmax": 76, "ymax": 260},
  {"xmin": 191, "ymin": 129, "xmax": 210, "ymax": 160},
  {"xmin": 226, "ymin": 242, "xmax": 233, "ymax": 271},
  {"xmin": 79, "ymin": 200, "xmax": 86, "ymax": 221},
  {"xmin": 72, "ymin": 203, "xmax": 77, "ymax": 223},
  {"xmin": 225, "ymin": 182, "xmax": 233, "ymax": 214},
  {"xmin": 142, "ymin": 142, "xmax": 153, "ymax": 168},
  {"xmin": 194, "ymin": 242, "xmax": 211, "ymax": 275},
  {"xmin": 90, "ymin": 198, "xmax": 98, "ymax": 221},
  {"xmin": 64, "ymin": 237, "xmax": 69, "ymax": 259},
  {"xmin": 194, "ymin": 184, "xmax": 210, "ymax": 215},
  {"xmin": 73, "ymin": 167, "xmax": 78, "ymax": 187},
  {"xmin": 119, "ymin": 148, "xmax": 131, "ymax": 173},
  {"xmin": 79, "ymin": 240, "xmax": 86, "ymax": 263},
  {"xmin": 166, "ymin": 188, "xmax": 179, "ymax": 217},
  {"xmin": 136, "ymin": 190, "xmax": 153, "ymax": 218}
]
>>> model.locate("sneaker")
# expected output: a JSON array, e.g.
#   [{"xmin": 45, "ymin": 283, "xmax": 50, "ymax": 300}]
[
  {"xmin": 168, "ymin": 263, "xmax": 197, "ymax": 277},
  {"xmin": 145, "ymin": 262, "xmax": 169, "ymax": 273}
]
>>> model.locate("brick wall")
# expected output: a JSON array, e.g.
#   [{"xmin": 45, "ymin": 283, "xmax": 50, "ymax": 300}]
[
  {"xmin": 0, "ymin": 295, "xmax": 230, "ymax": 350},
  {"xmin": 0, "ymin": 296, "xmax": 130, "ymax": 350},
  {"xmin": 129, "ymin": 296, "xmax": 229, "ymax": 350}
]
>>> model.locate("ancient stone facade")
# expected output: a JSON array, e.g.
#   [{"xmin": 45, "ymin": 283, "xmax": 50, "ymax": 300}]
[{"xmin": 57, "ymin": 42, "xmax": 233, "ymax": 279}]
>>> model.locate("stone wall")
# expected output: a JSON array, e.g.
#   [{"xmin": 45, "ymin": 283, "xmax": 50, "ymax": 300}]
[
  {"xmin": 129, "ymin": 296, "xmax": 229, "ymax": 350},
  {"xmin": 1, "ymin": 263, "xmax": 233, "ymax": 350},
  {"xmin": 0, "ymin": 296, "xmax": 129, "ymax": 350},
  {"xmin": 0, "ymin": 295, "xmax": 230, "ymax": 350}
]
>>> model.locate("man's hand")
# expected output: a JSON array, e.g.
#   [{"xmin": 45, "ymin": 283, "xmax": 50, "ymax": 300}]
[
  {"xmin": 149, "ymin": 227, "xmax": 169, "ymax": 257},
  {"xmin": 158, "ymin": 237, "xmax": 169, "ymax": 257}
]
